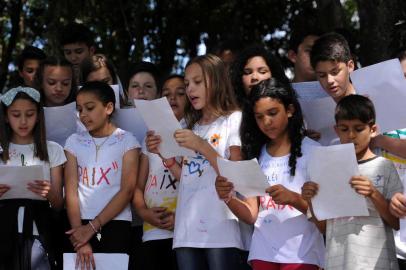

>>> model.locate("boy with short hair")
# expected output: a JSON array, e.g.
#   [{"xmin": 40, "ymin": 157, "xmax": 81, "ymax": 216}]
[
  {"xmin": 310, "ymin": 32, "xmax": 355, "ymax": 102},
  {"xmin": 17, "ymin": 45, "xmax": 46, "ymax": 87},
  {"xmin": 302, "ymin": 94, "xmax": 402, "ymax": 269},
  {"xmin": 59, "ymin": 22, "xmax": 96, "ymax": 82}
]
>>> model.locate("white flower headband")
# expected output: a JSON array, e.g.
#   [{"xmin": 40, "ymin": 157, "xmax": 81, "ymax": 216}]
[{"xmin": 1, "ymin": 86, "xmax": 41, "ymax": 106}]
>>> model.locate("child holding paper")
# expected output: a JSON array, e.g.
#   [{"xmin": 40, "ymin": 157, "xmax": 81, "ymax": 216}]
[
  {"xmin": 146, "ymin": 54, "xmax": 243, "ymax": 270},
  {"xmin": 133, "ymin": 75, "xmax": 186, "ymax": 270},
  {"xmin": 215, "ymin": 78, "xmax": 325, "ymax": 270},
  {"xmin": 64, "ymin": 81, "xmax": 140, "ymax": 269},
  {"xmin": 302, "ymin": 94, "xmax": 402, "ymax": 269},
  {"xmin": 0, "ymin": 86, "xmax": 66, "ymax": 269}
]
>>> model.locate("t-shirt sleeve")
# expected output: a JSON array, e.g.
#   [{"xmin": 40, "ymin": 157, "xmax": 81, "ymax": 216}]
[
  {"xmin": 124, "ymin": 132, "xmax": 141, "ymax": 154},
  {"xmin": 63, "ymin": 134, "xmax": 77, "ymax": 158},
  {"xmin": 384, "ymin": 160, "xmax": 403, "ymax": 200},
  {"xmin": 226, "ymin": 111, "xmax": 242, "ymax": 149},
  {"xmin": 47, "ymin": 141, "xmax": 67, "ymax": 168}
]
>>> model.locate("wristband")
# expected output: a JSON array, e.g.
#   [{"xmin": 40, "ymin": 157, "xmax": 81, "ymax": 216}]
[{"xmin": 163, "ymin": 158, "xmax": 176, "ymax": 168}]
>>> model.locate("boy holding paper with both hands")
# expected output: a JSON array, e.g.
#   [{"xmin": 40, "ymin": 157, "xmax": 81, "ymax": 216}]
[{"xmin": 302, "ymin": 95, "xmax": 402, "ymax": 269}]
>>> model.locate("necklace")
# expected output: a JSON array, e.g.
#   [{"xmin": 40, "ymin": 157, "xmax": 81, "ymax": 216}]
[{"xmin": 91, "ymin": 134, "xmax": 112, "ymax": 162}]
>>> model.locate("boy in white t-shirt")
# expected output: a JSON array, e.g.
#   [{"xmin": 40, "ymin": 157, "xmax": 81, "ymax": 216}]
[{"xmin": 303, "ymin": 95, "xmax": 402, "ymax": 269}]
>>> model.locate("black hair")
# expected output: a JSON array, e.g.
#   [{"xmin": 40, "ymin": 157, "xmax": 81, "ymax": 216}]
[
  {"xmin": 289, "ymin": 28, "xmax": 322, "ymax": 53},
  {"xmin": 310, "ymin": 32, "xmax": 352, "ymax": 69},
  {"xmin": 161, "ymin": 74, "xmax": 185, "ymax": 96},
  {"xmin": 34, "ymin": 56, "xmax": 77, "ymax": 105},
  {"xmin": 17, "ymin": 46, "xmax": 46, "ymax": 70},
  {"xmin": 240, "ymin": 78, "xmax": 305, "ymax": 176},
  {"xmin": 231, "ymin": 45, "xmax": 289, "ymax": 108},
  {"xmin": 80, "ymin": 54, "xmax": 118, "ymax": 85},
  {"xmin": 128, "ymin": 61, "xmax": 162, "ymax": 96},
  {"xmin": 397, "ymin": 47, "xmax": 406, "ymax": 61},
  {"xmin": 335, "ymin": 94, "xmax": 376, "ymax": 125},
  {"xmin": 1, "ymin": 91, "xmax": 48, "ymax": 162},
  {"xmin": 59, "ymin": 22, "xmax": 95, "ymax": 48},
  {"xmin": 77, "ymin": 81, "xmax": 116, "ymax": 116}
]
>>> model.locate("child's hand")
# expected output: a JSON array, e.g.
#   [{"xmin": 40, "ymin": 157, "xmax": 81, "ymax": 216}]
[
  {"xmin": 66, "ymin": 224, "xmax": 94, "ymax": 250},
  {"xmin": 350, "ymin": 175, "xmax": 376, "ymax": 197},
  {"xmin": 145, "ymin": 130, "xmax": 162, "ymax": 155},
  {"xmin": 27, "ymin": 180, "xmax": 51, "ymax": 198},
  {"xmin": 141, "ymin": 207, "xmax": 170, "ymax": 228},
  {"xmin": 390, "ymin": 192, "xmax": 406, "ymax": 218},
  {"xmin": 174, "ymin": 129, "xmax": 204, "ymax": 151},
  {"xmin": 0, "ymin": 184, "xmax": 10, "ymax": 197},
  {"xmin": 159, "ymin": 211, "xmax": 175, "ymax": 231},
  {"xmin": 75, "ymin": 243, "xmax": 95, "ymax": 270},
  {"xmin": 215, "ymin": 176, "xmax": 234, "ymax": 200},
  {"xmin": 266, "ymin": 184, "xmax": 295, "ymax": 205},
  {"xmin": 301, "ymin": 181, "xmax": 319, "ymax": 201},
  {"xmin": 305, "ymin": 129, "xmax": 321, "ymax": 141}
]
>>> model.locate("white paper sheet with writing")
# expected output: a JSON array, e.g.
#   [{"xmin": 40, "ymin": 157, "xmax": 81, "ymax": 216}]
[
  {"xmin": 308, "ymin": 143, "xmax": 369, "ymax": 220},
  {"xmin": 63, "ymin": 253, "xmax": 129, "ymax": 270},
  {"xmin": 134, "ymin": 98, "xmax": 195, "ymax": 159},
  {"xmin": 217, "ymin": 157, "xmax": 268, "ymax": 198},
  {"xmin": 44, "ymin": 102, "xmax": 77, "ymax": 146},
  {"xmin": 292, "ymin": 81, "xmax": 329, "ymax": 100},
  {"xmin": 0, "ymin": 165, "xmax": 45, "ymax": 200},
  {"xmin": 351, "ymin": 58, "xmax": 406, "ymax": 133},
  {"xmin": 112, "ymin": 107, "xmax": 148, "ymax": 144},
  {"xmin": 299, "ymin": 97, "xmax": 337, "ymax": 146}
]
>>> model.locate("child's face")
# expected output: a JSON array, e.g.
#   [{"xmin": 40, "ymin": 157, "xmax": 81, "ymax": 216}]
[
  {"xmin": 6, "ymin": 99, "xmax": 38, "ymax": 143},
  {"xmin": 315, "ymin": 60, "xmax": 354, "ymax": 102},
  {"xmin": 128, "ymin": 72, "xmax": 158, "ymax": 101},
  {"xmin": 254, "ymin": 97, "xmax": 294, "ymax": 141},
  {"xmin": 42, "ymin": 65, "xmax": 72, "ymax": 106},
  {"xmin": 185, "ymin": 63, "xmax": 208, "ymax": 111},
  {"xmin": 76, "ymin": 92, "xmax": 114, "ymax": 135},
  {"xmin": 62, "ymin": 42, "xmax": 94, "ymax": 67},
  {"xmin": 86, "ymin": 66, "xmax": 114, "ymax": 85},
  {"xmin": 335, "ymin": 119, "xmax": 377, "ymax": 159},
  {"xmin": 242, "ymin": 56, "xmax": 271, "ymax": 95},
  {"xmin": 162, "ymin": 77, "xmax": 187, "ymax": 120},
  {"xmin": 290, "ymin": 35, "xmax": 318, "ymax": 82},
  {"xmin": 19, "ymin": 59, "xmax": 41, "ymax": 87}
]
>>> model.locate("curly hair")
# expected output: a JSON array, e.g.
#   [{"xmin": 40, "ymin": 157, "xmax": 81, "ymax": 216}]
[
  {"xmin": 230, "ymin": 45, "xmax": 289, "ymax": 109},
  {"xmin": 240, "ymin": 78, "xmax": 305, "ymax": 176}
]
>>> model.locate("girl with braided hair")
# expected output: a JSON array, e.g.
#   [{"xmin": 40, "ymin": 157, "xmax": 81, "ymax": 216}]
[{"xmin": 215, "ymin": 78, "xmax": 325, "ymax": 270}]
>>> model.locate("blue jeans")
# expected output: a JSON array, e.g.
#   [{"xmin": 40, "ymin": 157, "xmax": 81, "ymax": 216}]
[{"xmin": 176, "ymin": 247, "xmax": 240, "ymax": 270}]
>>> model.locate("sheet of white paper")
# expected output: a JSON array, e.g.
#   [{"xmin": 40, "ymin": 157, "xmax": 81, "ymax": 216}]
[
  {"xmin": 308, "ymin": 143, "xmax": 369, "ymax": 220},
  {"xmin": 63, "ymin": 253, "xmax": 129, "ymax": 270},
  {"xmin": 110, "ymin": 84, "xmax": 121, "ymax": 109},
  {"xmin": 112, "ymin": 107, "xmax": 148, "ymax": 144},
  {"xmin": 217, "ymin": 157, "xmax": 268, "ymax": 198},
  {"xmin": 44, "ymin": 102, "xmax": 77, "ymax": 146},
  {"xmin": 291, "ymin": 81, "xmax": 329, "ymax": 100},
  {"xmin": 299, "ymin": 97, "xmax": 337, "ymax": 146},
  {"xmin": 351, "ymin": 59, "xmax": 406, "ymax": 133},
  {"xmin": 0, "ymin": 165, "xmax": 45, "ymax": 200},
  {"xmin": 134, "ymin": 98, "xmax": 195, "ymax": 158}
]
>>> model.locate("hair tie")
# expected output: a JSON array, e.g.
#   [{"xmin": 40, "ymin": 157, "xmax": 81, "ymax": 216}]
[{"xmin": 1, "ymin": 86, "xmax": 41, "ymax": 106}]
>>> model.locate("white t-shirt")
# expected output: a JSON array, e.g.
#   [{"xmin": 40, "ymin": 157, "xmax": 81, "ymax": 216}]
[
  {"xmin": 142, "ymin": 141, "xmax": 179, "ymax": 242},
  {"xmin": 173, "ymin": 111, "xmax": 243, "ymax": 249},
  {"xmin": 248, "ymin": 137, "xmax": 325, "ymax": 267},
  {"xmin": 65, "ymin": 128, "xmax": 140, "ymax": 221},
  {"xmin": 2, "ymin": 141, "xmax": 66, "ymax": 235}
]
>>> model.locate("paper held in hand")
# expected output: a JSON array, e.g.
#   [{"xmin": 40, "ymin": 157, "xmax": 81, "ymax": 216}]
[
  {"xmin": 0, "ymin": 165, "xmax": 46, "ymax": 200},
  {"xmin": 134, "ymin": 97, "xmax": 195, "ymax": 159},
  {"xmin": 307, "ymin": 143, "xmax": 369, "ymax": 220},
  {"xmin": 217, "ymin": 157, "xmax": 269, "ymax": 198}
]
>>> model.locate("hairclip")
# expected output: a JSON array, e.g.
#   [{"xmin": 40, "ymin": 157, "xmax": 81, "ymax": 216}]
[{"xmin": 1, "ymin": 86, "xmax": 41, "ymax": 106}]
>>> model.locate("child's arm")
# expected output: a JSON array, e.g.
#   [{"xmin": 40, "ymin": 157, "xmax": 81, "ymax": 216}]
[
  {"xmin": 390, "ymin": 193, "xmax": 406, "ymax": 218},
  {"xmin": 266, "ymin": 184, "xmax": 308, "ymax": 214},
  {"xmin": 133, "ymin": 153, "xmax": 174, "ymax": 230},
  {"xmin": 146, "ymin": 130, "xmax": 182, "ymax": 180},
  {"xmin": 371, "ymin": 135, "xmax": 406, "ymax": 159},
  {"xmin": 351, "ymin": 175, "xmax": 399, "ymax": 230},
  {"xmin": 47, "ymin": 165, "xmax": 64, "ymax": 209},
  {"xmin": 301, "ymin": 181, "xmax": 327, "ymax": 234},
  {"xmin": 0, "ymin": 184, "xmax": 10, "ymax": 197},
  {"xmin": 215, "ymin": 175, "xmax": 259, "ymax": 224}
]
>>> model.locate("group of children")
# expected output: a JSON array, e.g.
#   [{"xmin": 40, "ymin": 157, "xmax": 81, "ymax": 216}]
[{"xmin": 1, "ymin": 22, "xmax": 406, "ymax": 270}]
